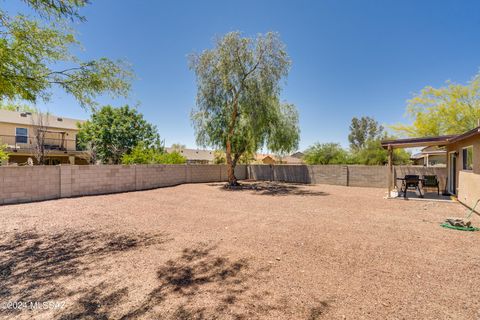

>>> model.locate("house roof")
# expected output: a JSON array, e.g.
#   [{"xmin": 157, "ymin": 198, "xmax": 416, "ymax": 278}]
[
  {"xmin": 0, "ymin": 109, "xmax": 84, "ymax": 130},
  {"xmin": 166, "ymin": 147, "xmax": 214, "ymax": 161},
  {"xmin": 255, "ymin": 153, "xmax": 304, "ymax": 164},
  {"xmin": 448, "ymin": 126, "xmax": 480, "ymax": 143},
  {"xmin": 381, "ymin": 126, "xmax": 480, "ymax": 149}
]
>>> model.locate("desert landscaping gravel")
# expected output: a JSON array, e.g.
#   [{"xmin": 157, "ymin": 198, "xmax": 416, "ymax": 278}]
[{"xmin": 0, "ymin": 181, "xmax": 479, "ymax": 320}]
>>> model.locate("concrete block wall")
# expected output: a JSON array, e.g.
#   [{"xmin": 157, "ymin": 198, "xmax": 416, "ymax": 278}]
[
  {"xmin": 308, "ymin": 165, "xmax": 348, "ymax": 186},
  {"xmin": 247, "ymin": 164, "xmax": 447, "ymax": 189},
  {"xmin": 0, "ymin": 164, "xmax": 250, "ymax": 205},
  {"xmin": 394, "ymin": 166, "xmax": 447, "ymax": 191},
  {"xmin": 248, "ymin": 165, "xmax": 274, "ymax": 181},
  {"xmin": 273, "ymin": 165, "xmax": 310, "ymax": 183},
  {"xmin": 348, "ymin": 165, "xmax": 387, "ymax": 188},
  {"xmin": 136, "ymin": 165, "xmax": 186, "ymax": 189},
  {"xmin": 0, "ymin": 166, "xmax": 60, "ymax": 204}
]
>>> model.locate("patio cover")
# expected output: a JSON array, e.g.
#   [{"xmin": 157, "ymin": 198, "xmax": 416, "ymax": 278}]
[{"xmin": 380, "ymin": 134, "xmax": 457, "ymax": 197}]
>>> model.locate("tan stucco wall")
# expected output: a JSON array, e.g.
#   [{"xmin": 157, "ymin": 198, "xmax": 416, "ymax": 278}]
[
  {"xmin": 0, "ymin": 122, "xmax": 79, "ymax": 151},
  {"xmin": 447, "ymin": 136, "xmax": 480, "ymax": 194},
  {"xmin": 457, "ymin": 171, "xmax": 480, "ymax": 209},
  {"xmin": 446, "ymin": 135, "xmax": 480, "ymax": 208}
]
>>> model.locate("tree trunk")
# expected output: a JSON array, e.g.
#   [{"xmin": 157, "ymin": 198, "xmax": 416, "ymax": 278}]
[{"xmin": 225, "ymin": 138, "xmax": 238, "ymax": 186}]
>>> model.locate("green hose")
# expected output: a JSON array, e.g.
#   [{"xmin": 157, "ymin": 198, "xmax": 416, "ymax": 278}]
[
  {"xmin": 440, "ymin": 223, "xmax": 480, "ymax": 232},
  {"xmin": 440, "ymin": 199, "xmax": 480, "ymax": 232}
]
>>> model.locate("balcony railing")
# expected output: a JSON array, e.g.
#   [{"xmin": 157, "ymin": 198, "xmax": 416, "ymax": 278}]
[{"xmin": 0, "ymin": 135, "xmax": 82, "ymax": 152}]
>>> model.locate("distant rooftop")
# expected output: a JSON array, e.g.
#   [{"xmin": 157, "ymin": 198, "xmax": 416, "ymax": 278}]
[
  {"xmin": 0, "ymin": 109, "xmax": 84, "ymax": 130},
  {"xmin": 166, "ymin": 147, "xmax": 214, "ymax": 162}
]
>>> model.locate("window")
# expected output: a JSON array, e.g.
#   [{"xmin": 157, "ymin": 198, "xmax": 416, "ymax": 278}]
[
  {"xmin": 462, "ymin": 146, "xmax": 473, "ymax": 171},
  {"xmin": 15, "ymin": 128, "xmax": 28, "ymax": 143}
]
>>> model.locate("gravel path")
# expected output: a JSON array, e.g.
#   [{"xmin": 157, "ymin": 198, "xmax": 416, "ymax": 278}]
[{"xmin": 0, "ymin": 182, "xmax": 479, "ymax": 320}]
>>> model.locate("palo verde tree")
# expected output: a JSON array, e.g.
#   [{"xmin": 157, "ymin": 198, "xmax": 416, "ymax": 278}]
[
  {"xmin": 392, "ymin": 71, "xmax": 480, "ymax": 137},
  {"xmin": 190, "ymin": 32, "xmax": 300, "ymax": 185},
  {"xmin": 0, "ymin": 0, "xmax": 132, "ymax": 109}
]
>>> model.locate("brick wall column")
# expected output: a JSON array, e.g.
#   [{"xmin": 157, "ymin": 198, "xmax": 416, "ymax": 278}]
[
  {"xmin": 185, "ymin": 164, "xmax": 192, "ymax": 183},
  {"xmin": 60, "ymin": 165, "xmax": 72, "ymax": 198}
]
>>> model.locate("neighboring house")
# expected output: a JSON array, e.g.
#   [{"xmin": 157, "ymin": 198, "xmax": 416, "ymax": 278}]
[
  {"xmin": 410, "ymin": 146, "xmax": 446, "ymax": 167},
  {"xmin": 382, "ymin": 126, "xmax": 480, "ymax": 209},
  {"xmin": 290, "ymin": 151, "xmax": 304, "ymax": 159},
  {"xmin": 166, "ymin": 147, "xmax": 215, "ymax": 164},
  {"xmin": 0, "ymin": 110, "xmax": 90, "ymax": 165},
  {"xmin": 255, "ymin": 153, "xmax": 304, "ymax": 164}
]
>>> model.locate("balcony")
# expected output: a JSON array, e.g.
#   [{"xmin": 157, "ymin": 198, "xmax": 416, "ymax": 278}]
[{"xmin": 0, "ymin": 135, "xmax": 83, "ymax": 153}]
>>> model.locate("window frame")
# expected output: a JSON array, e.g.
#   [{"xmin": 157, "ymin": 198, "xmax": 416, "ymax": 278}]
[
  {"xmin": 15, "ymin": 127, "xmax": 28, "ymax": 144},
  {"xmin": 462, "ymin": 145, "xmax": 473, "ymax": 171}
]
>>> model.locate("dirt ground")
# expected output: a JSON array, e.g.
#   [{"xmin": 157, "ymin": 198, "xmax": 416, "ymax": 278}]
[{"xmin": 0, "ymin": 181, "xmax": 479, "ymax": 320}]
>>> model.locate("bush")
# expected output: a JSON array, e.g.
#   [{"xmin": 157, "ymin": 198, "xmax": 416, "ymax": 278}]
[
  {"xmin": 303, "ymin": 140, "xmax": 411, "ymax": 165},
  {"xmin": 121, "ymin": 144, "xmax": 186, "ymax": 165},
  {"xmin": 303, "ymin": 143, "xmax": 351, "ymax": 165},
  {"xmin": 0, "ymin": 144, "xmax": 8, "ymax": 164}
]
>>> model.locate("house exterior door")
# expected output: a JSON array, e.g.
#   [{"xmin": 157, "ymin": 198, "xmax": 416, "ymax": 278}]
[{"xmin": 448, "ymin": 152, "xmax": 457, "ymax": 194}]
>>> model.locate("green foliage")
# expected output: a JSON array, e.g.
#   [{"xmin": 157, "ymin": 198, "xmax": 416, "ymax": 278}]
[
  {"xmin": 213, "ymin": 150, "xmax": 226, "ymax": 164},
  {"xmin": 170, "ymin": 143, "xmax": 186, "ymax": 151},
  {"xmin": 348, "ymin": 116, "xmax": 385, "ymax": 150},
  {"xmin": 0, "ymin": 101, "xmax": 35, "ymax": 112},
  {"xmin": 392, "ymin": 72, "xmax": 480, "ymax": 136},
  {"xmin": 77, "ymin": 105, "xmax": 161, "ymax": 164},
  {"xmin": 351, "ymin": 140, "xmax": 411, "ymax": 165},
  {"xmin": 121, "ymin": 143, "xmax": 186, "ymax": 165},
  {"xmin": 303, "ymin": 143, "xmax": 351, "ymax": 165},
  {"xmin": 213, "ymin": 150, "xmax": 254, "ymax": 164},
  {"xmin": 190, "ymin": 31, "xmax": 299, "ymax": 183},
  {"xmin": 0, "ymin": 144, "xmax": 9, "ymax": 163},
  {"xmin": 0, "ymin": 0, "xmax": 132, "ymax": 108},
  {"xmin": 303, "ymin": 140, "xmax": 411, "ymax": 166}
]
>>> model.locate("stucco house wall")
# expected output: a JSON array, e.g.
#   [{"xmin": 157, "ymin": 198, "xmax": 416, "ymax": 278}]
[{"xmin": 446, "ymin": 134, "xmax": 480, "ymax": 208}]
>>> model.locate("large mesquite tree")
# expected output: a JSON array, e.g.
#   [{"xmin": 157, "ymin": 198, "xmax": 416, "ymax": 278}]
[{"xmin": 190, "ymin": 32, "xmax": 300, "ymax": 185}]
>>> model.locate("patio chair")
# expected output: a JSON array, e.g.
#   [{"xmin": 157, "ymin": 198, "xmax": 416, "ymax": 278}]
[
  {"xmin": 422, "ymin": 175, "xmax": 440, "ymax": 195},
  {"xmin": 401, "ymin": 175, "xmax": 423, "ymax": 198}
]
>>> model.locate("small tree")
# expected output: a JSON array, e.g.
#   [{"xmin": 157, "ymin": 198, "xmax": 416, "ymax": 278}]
[
  {"xmin": 121, "ymin": 143, "xmax": 187, "ymax": 165},
  {"xmin": 31, "ymin": 111, "xmax": 50, "ymax": 165},
  {"xmin": 77, "ymin": 105, "xmax": 161, "ymax": 164},
  {"xmin": 170, "ymin": 143, "xmax": 186, "ymax": 151},
  {"xmin": 190, "ymin": 32, "xmax": 300, "ymax": 185},
  {"xmin": 0, "ymin": 144, "xmax": 9, "ymax": 164},
  {"xmin": 348, "ymin": 116, "xmax": 385, "ymax": 151},
  {"xmin": 352, "ymin": 140, "xmax": 411, "ymax": 165},
  {"xmin": 303, "ymin": 143, "xmax": 350, "ymax": 165}
]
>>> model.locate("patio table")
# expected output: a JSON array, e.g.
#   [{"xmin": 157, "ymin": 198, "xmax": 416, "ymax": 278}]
[{"xmin": 396, "ymin": 177, "xmax": 424, "ymax": 198}]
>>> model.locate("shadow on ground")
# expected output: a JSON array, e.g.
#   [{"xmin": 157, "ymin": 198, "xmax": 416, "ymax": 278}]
[
  {"xmin": 116, "ymin": 243, "xmax": 284, "ymax": 319},
  {"xmin": 0, "ymin": 229, "xmax": 170, "ymax": 317},
  {"xmin": 61, "ymin": 243, "xmax": 329, "ymax": 320},
  {"xmin": 211, "ymin": 181, "xmax": 329, "ymax": 197},
  {"xmin": 1, "ymin": 232, "xmax": 331, "ymax": 319}
]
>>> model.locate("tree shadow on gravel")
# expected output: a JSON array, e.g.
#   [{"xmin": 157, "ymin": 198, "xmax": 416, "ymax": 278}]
[
  {"xmin": 56, "ymin": 242, "xmax": 332, "ymax": 320},
  {"xmin": 116, "ymin": 243, "xmax": 287, "ymax": 320},
  {"xmin": 0, "ymin": 229, "xmax": 170, "ymax": 317},
  {"xmin": 211, "ymin": 181, "xmax": 329, "ymax": 197}
]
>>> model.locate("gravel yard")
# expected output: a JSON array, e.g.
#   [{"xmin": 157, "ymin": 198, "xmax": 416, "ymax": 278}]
[{"xmin": 0, "ymin": 182, "xmax": 479, "ymax": 320}]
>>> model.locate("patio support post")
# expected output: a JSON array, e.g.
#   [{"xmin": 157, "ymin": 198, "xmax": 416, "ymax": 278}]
[{"xmin": 387, "ymin": 145, "xmax": 393, "ymax": 197}]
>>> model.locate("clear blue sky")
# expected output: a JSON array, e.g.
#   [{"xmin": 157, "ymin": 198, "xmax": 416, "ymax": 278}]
[{"xmin": 6, "ymin": 0, "xmax": 480, "ymax": 150}]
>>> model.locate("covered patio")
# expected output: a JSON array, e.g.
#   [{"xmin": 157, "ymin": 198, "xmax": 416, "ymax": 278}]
[{"xmin": 381, "ymin": 135, "xmax": 455, "ymax": 201}]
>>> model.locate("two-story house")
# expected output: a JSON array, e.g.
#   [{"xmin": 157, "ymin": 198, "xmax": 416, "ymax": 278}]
[{"xmin": 0, "ymin": 110, "xmax": 90, "ymax": 165}]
